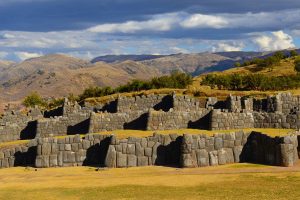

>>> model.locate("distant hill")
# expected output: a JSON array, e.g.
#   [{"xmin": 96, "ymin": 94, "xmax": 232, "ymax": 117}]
[
  {"xmin": 0, "ymin": 60, "xmax": 15, "ymax": 72},
  {"xmin": 0, "ymin": 54, "xmax": 161, "ymax": 104},
  {"xmin": 92, "ymin": 52, "xmax": 266, "ymax": 76},
  {"xmin": 91, "ymin": 54, "xmax": 168, "ymax": 63},
  {"xmin": 0, "ymin": 50, "xmax": 296, "ymax": 107}
]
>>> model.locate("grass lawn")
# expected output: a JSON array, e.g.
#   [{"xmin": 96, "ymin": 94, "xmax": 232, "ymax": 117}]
[{"xmin": 0, "ymin": 164, "xmax": 300, "ymax": 200}]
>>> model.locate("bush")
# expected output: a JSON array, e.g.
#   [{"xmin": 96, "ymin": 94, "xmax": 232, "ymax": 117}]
[
  {"xmin": 23, "ymin": 92, "xmax": 46, "ymax": 108},
  {"xmin": 201, "ymin": 73, "xmax": 300, "ymax": 91},
  {"xmin": 79, "ymin": 72, "xmax": 192, "ymax": 101},
  {"xmin": 295, "ymin": 57, "xmax": 300, "ymax": 73}
]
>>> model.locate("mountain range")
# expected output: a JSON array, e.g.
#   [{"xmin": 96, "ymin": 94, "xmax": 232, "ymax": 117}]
[{"xmin": 0, "ymin": 50, "xmax": 292, "ymax": 107}]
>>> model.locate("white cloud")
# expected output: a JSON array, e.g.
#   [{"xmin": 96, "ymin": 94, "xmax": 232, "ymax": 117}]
[
  {"xmin": 180, "ymin": 14, "xmax": 228, "ymax": 29},
  {"xmin": 212, "ymin": 42, "xmax": 244, "ymax": 52},
  {"xmin": 88, "ymin": 13, "xmax": 179, "ymax": 33},
  {"xmin": 253, "ymin": 30, "xmax": 295, "ymax": 51},
  {"xmin": 14, "ymin": 52, "xmax": 43, "ymax": 60}
]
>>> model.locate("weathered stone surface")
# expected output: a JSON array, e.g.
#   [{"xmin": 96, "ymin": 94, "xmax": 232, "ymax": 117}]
[
  {"xmin": 127, "ymin": 154, "xmax": 137, "ymax": 167},
  {"xmin": 105, "ymin": 146, "xmax": 117, "ymax": 168},
  {"xmin": 137, "ymin": 156, "xmax": 148, "ymax": 166},
  {"xmin": 280, "ymin": 144, "xmax": 295, "ymax": 167},
  {"xmin": 117, "ymin": 152, "xmax": 127, "ymax": 168},
  {"xmin": 196, "ymin": 149, "xmax": 209, "ymax": 167},
  {"xmin": 209, "ymin": 151, "xmax": 218, "ymax": 166}
]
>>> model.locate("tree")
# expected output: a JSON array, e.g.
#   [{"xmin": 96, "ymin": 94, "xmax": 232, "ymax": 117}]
[
  {"xmin": 290, "ymin": 50, "xmax": 298, "ymax": 57},
  {"xmin": 23, "ymin": 92, "xmax": 46, "ymax": 108},
  {"xmin": 294, "ymin": 58, "xmax": 300, "ymax": 73},
  {"xmin": 234, "ymin": 62, "xmax": 241, "ymax": 67}
]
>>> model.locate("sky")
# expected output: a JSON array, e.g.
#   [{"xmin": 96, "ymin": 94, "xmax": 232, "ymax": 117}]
[{"xmin": 0, "ymin": 0, "xmax": 300, "ymax": 61}]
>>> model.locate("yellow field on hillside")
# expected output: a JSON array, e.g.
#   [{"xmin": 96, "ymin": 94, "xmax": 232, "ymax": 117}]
[
  {"xmin": 188, "ymin": 57, "xmax": 300, "ymax": 97},
  {"xmin": 0, "ymin": 164, "xmax": 300, "ymax": 200}
]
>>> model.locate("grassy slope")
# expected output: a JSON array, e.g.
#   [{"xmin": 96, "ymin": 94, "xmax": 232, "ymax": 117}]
[
  {"xmin": 0, "ymin": 128, "xmax": 293, "ymax": 148},
  {"xmin": 190, "ymin": 57, "xmax": 300, "ymax": 97},
  {"xmin": 0, "ymin": 165, "xmax": 300, "ymax": 200}
]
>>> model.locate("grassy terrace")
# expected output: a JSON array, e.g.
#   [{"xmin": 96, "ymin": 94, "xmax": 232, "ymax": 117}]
[
  {"xmin": 0, "ymin": 164, "xmax": 300, "ymax": 200},
  {"xmin": 0, "ymin": 128, "xmax": 294, "ymax": 148}
]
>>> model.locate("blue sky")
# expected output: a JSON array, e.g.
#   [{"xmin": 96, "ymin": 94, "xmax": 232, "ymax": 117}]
[{"xmin": 0, "ymin": 0, "xmax": 300, "ymax": 61}]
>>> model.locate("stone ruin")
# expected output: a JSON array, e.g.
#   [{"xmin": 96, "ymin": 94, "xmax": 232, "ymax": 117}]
[{"xmin": 1, "ymin": 92, "xmax": 300, "ymax": 169}]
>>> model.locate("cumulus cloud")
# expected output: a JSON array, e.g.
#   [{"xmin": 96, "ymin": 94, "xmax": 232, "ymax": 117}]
[
  {"xmin": 212, "ymin": 42, "xmax": 244, "ymax": 52},
  {"xmin": 180, "ymin": 14, "xmax": 228, "ymax": 29},
  {"xmin": 14, "ymin": 52, "xmax": 43, "ymax": 60},
  {"xmin": 253, "ymin": 30, "xmax": 295, "ymax": 51}
]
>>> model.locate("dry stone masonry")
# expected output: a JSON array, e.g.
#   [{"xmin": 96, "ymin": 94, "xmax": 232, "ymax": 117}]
[
  {"xmin": 1, "ymin": 92, "xmax": 300, "ymax": 169},
  {"xmin": 1, "ymin": 131, "xmax": 299, "ymax": 169},
  {"xmin": 3, "ymin": 92, "xmax": 300, "ymax": 142}
]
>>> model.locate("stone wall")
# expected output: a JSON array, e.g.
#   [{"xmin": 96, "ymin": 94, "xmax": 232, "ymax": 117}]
[
  {"xmin": 253, "ymin": 112, "xmax": 300, "ymax": 129},
  {"xmin": 0, "ymin": 108, "xmax": 43, "ymax": 143},
  {"xmin": 117, "ymin": 94, "xmax": 172, "ymax": 113},
  {"xmin": 267, "ymin": 93, "xmax": 300, "ymax": 114},
  {"xmin": 0, "ymin": 139, "xmax": 37, "ymax": 168},
  {"xmin": 36, "ymin": 112, "xmax": 91, "ymax": 138},
  {"xmin": 89, "ymin": 111, "xmax": 147, "ymax": 132},
  {"xmin": 173, "ymin": 95, "xmax": 204, "ymax": 111},
  {"xmin": 105, "ymin": 133, "xmax": 182, "ymax": 168},
  {"xmin": 35, "ymin": 134, "xmax": 112, "ymax": 168},
  {"xmin": 1, "ymin": 131, "xmax": 299, "ymax": 169},
  {"xmin": 226, "ymin": 95, "xmax": 253, "ymax": 112},
  {"xmin": 147, "ymin": 109, "xmax": 211, "ymax": 130},
  {"xmin": 181, "ymin": 131, "xmax": 298, "ymax": 167},
  {"xmin": 210, "ymin": 110, "xmax": 254, "ymax": 130}
]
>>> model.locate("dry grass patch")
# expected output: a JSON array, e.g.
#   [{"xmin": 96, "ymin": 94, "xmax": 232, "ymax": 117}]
[
  {"xmin": 0, "ymin": 165, "xmax": 300, "ymax": 200},
  {"xmin": 94, "ymin": 128, "xmax": 294, "ymax": 139}
]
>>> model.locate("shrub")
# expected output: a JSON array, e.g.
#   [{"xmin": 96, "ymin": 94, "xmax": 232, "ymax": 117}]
[
  {"xmin": 79, "ymin": 72, "xmax": 192, "ymax": 101},
  {"xmin": 23, "ymin": 92, "xmax": 46, "ymax": 108},
  {"xmin": 201, "ymin": 73, "xmax": 300, "ymax": 91},
  {"xmin": 294, "ymin": 57, "xmax": 300, "ymax": 73}
]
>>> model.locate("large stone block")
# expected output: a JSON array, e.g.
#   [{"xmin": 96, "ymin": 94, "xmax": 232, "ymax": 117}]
[
  {"xmin": 105, "ymin": 146, "xmax": 117, "ymax": 168},
  {"xmin": 127, "ymin": 154, "xmax": 137, "ymax": 167},
  {"xmin": 49, "ymin": 154, "xmax": 58, "ymax": 167},
  {"xmin": 214, "ymin": 137, "xmax": 223, "ymax": 150},
  {"xmin": 209, "ymin": 151, "xmax": 218, "ymax": 166},
  {"xmin": 233, "ymin": 146, "xmax": 243, "ymax": 163},
  {"xmin": 137, "ymin": 156, "xmax": 148, "ymax": 166},
  {"xmin": 280, "ymin": 144, "xmax": 295, "ymax": 167},
  {"xmin": 144, "ymin": 148, "xmax": 152, "ymax": 157},
  {"xmin": 117, "ymin": 152, "xmax": 127, "ymax": 168},
  {"xmin": 41, "ymin": 143, "xmax": 52, "ymax": 155},
  {"xmin": 196, "ymin": 149, "xmax": 209, "ymax": 167},
  {"xmin": 126, "ymin": 144, "xmax": 136, "ymax": 155}
]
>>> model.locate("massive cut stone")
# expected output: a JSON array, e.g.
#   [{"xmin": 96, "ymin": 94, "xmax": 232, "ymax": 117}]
[
  {"xmin": 280, "ymin": 144, "xmax": 295, "ymax": 167},
  {"xmin": 127, "ymin": 154, "xmax": 137, "ymax": 167},
  {"xmin": 137, "ymin": 156, "xmax": 148, "ymax": 166},
  {"xmin": 105, "ymin": 146, "xmax": 117, "ymax": 168},
  {"xmin": 117, "ymin": 152, "xmax": 127, "ymax": 168},
  {"xmin": 196, "ymin": 149, "xmax": 209, "ymax": 167},
  {"xmin": 209, "ymin": 151, "xmax": 218, "ymax": 166}
]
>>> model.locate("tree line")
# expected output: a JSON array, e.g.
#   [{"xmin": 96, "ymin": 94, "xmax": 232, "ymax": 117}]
[
  {"xmin": 23, "ymin": 71, "xmax": 193, "ymax": 108},
  {"xmin": 234, "ymin": 50, "xmax": 298, "ymax": 69},
  {"xmin": 201, "ymin": 73, "xmax": 300, "ymax": 91}
]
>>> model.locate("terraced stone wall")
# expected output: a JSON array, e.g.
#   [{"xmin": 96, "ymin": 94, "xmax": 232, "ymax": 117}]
[
  {"xmin": 35, "ymin": 134, "xmax": 112, "ymax": 168},
  {"xmin": 0, "ymin": 139, "xmax": 37, "ymax": 168},
  {"xmin": 105, "ymin": 133, "xmax": 182, "ymax": 168},
  {"xmin": 210, "ymin": 110, "xmax": 255, "ymax": 130},
  {"xmin": 181, "ymin": 132, "xmax": 299, "ymax": 167}
]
